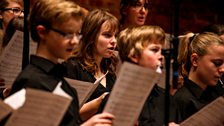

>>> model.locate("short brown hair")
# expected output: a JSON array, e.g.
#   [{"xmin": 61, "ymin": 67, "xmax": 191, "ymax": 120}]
[{"xmin": 29, "ymin": 0, "xmax": 83, "ymax": 42}]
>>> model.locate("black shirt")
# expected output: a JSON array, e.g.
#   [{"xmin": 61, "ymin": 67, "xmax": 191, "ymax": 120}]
[
  {"xmin": 174, "ymin": 78, "xmax": 219, "ymax": 122},
  {"xmin": 10, "ymin": 55, "xmax": 81, "ymax": 126},
  {"xmin": 63, "ymin": 57, "xmax": 116, "ymax": 111},
  {"xmin": 138, "ymin": 84, "xmax": 179, "ymax": 126},
  {"xmin": 216, "ymin": 75, "xmax": 224, "ymax": 96}
]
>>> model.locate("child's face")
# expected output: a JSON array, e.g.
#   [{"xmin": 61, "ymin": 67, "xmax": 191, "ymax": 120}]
[
  {"xmin": 41, "ymin": 17, "xmax": 82, "ymax": 62},
  {"xmin": 191, "ymin": 45, "xmax": 224, "ymax": 87},
  {"xmin": 94, "ymin": 22, "xmax": 117, "ymax": 59},
  {"xmin": 137, "ymin": 42, "xmax": 163, "ymax": 70}
]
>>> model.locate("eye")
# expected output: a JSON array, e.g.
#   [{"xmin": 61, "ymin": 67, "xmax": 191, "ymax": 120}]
[
  {"xmin": 144, "ymin": 3, "xmax": 151, "ymax": 9},
  {"xmin": 150, "ymin": 48, "xmax": 159, "ymax": 53},
  {"xmin": 65, "ymin": 33, "xmax": 74, "ymax": 39},
  {"xmin": 102, "ymin": 32, "xmax": 113, "ymax": 38},
  {"xmin": 213, "ymin": 60, "xmax": 223, "ymax": 67},
  {"xmin": 135, "ymin": 2, "xmax": 142, "ymax": 7},
  {"xmin": 12, "ymin": 8, "xmax": 21, "ymax": 13}
]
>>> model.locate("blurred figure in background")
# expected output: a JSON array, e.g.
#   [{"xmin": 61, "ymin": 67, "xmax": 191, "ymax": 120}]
[
  {"xmin": 119, "ymin": 0, "xmax": 150, "ymax": 29},
  {"xmin": 0, "ymin": 0, "xmax": 23, "ymax": 35}
]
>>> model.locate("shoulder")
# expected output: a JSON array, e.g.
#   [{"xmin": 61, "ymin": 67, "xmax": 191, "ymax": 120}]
[
  {"xmin": 174, "ymin": 86, "xmax": 194, "ymax": 105},
  {"xmin": 63, "ymin": 57, "xmax": 93, "ymax": 81},
  {"xmin": 107, "ymin": 72, "xmax": 116, "ymax": 81},
  {"xmin": 11, "ymin": 64, "xmax": 57, "ymax": 94},
  {"xmin": 63, "ymin": 57, "xmax": 82, "ymax": 74},
  {"xmin": 64, "ymin": 57, "xmax": 79, "ymax": 65},
  {"xmin": 63, "ymin": 57, "xmax": 82, "ymax": 71}
]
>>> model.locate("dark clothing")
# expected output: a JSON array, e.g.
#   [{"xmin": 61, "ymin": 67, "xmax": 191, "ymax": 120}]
[
  {"xmin": 216, "ymin": 76, "xmax": 224, "ymax": 96},
  {"xmin": 10, "ymin": 55, "xmax": 81, "ymax": 126},
  {"xmin": 138, "ymin": 84, "xmax": 179, "ymax": 126},
  {"xmin": 0, "ymin": 88, "xmax": 4, "ymax": 99},
  {"xmin": 174, "ymin": 78, "xmax": 220, "ymax": 122},
  {"xmin": 63, "ymin": 57, "xmax": 116, "ymax": 112}
]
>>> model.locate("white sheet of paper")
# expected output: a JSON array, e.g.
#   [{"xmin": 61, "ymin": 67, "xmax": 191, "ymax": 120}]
[
  {"xmin": 180, "ymin": 96, "xmax": 224, "ymax": 126},
  {"xmin": 0, "ymin": 31, "xmax": 37, "ymax": 88},
  {"xmin": 65, "ymin": 75, "xmax": 106, "ymax": 107},
  {"xmin": 53, "ymin": 81, "xmax": 72, "ymax": 99},
  {"xmin": 94, "ymin": 71, "xmax": 108, "ymax": 84},
  {"xmin": 4, "ymin": 89, "xmax": 26, "ymax": 110},
  {"xmin": 64, "ymin": 72, "xmax": 107, "ymax": 107},
  {"xmin": 103, "ymin": 62, "xmax": 160, "ymax": 126},
  {"xmin": 5, "ymin": 88, "xmax": 71, "ymax": 126}
]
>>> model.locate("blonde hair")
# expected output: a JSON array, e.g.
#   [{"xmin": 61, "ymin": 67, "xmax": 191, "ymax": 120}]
[
  {"xmin": 29, "ymin": 0, "xmax": 83, "ymax": 42},
  {"xmin": 117, "ymin": 25, "xmax": 165, "ymax": 62},
  {"xmin": 178, "ymin": 32, "xmax": 224, "ymax": 77}
]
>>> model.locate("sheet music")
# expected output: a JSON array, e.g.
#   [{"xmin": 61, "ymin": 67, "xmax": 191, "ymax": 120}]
[
  {"xmin": 4, "ymin": 89, "xmax": 26, "ymax": 110},
  {"xmin": 103, "ymin": 62, "xmax": 160, "ymax": 126},
  {"xmin": 94, "ymin": 71, "xmax": 108, "ymax": 84},
  {"xmin": 5, "ymin": 88, "xmax": 71, "ymax": 126},
  {"xmin": 180, "ymin": 96, "xmax": 224, "ymax": 126},
  {"xmin": 0, "ymin": 31, "xmax": 37, "ymax": 88},
  {"xmin": 0, "ymin": 100, "xmax": 13, "ymax": 122},
  {"xmin": 156, "ymin": 69, "xmax": 166, "ymax": 89},
  {"xmin": 53, "ymin": 81, "xmax": 72, "ymax": 99},
  {"xmin": 65, "ymin": 75, "xmax": 106, "ymax": 107}
]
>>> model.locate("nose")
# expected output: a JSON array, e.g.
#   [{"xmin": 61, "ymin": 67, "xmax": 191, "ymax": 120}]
[
  {"xmin": 18, "ymin": 11, "xmax": 24, "ymax": 18},
  {"xmin": 219, "ymin": 66, "xmax": 224, "ymax": 75},
  {"xmin": 70, "ymin": 36, "xmax": 79, "ymax": 45},
  {"xmin": 140, "ymin": 6, "xmax": 147, "ymax": 13},
  {"xmin": 110, "ymin": 36, "xmax": 116, "ymax": 46},
  {"xmin": 158, "ymin": 50, "xmax": 164, "ymax": 61}
]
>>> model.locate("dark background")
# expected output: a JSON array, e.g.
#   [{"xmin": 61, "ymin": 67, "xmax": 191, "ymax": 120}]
[{"xmin": 30, "ymin": 0, "xmax": 224, "ymax": 35}]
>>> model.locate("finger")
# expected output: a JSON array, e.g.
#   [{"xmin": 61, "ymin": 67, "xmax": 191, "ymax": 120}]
[{"xmin": 101, "ymin": 92, "xmax": 109, "ymax": 99}]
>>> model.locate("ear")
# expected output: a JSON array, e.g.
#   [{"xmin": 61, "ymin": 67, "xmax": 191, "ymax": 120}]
[
  {"xmin": 191, "ymin": 53, "xmax": 199, "ymax": 67},
  {"xmin": 128, "ymin": 53, "xmax": 139, "ymax": 63},
  {"xmin": 36, "ymin": 25, "xmax": 47, "ymax": 39}
]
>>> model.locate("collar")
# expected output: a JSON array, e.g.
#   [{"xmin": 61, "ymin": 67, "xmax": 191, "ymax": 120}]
[
  {"xmin": 30, "ymin": 55, "xmax": 56, "ymax": 73},
  {"xmin": 184, "ymin": 78, "xmax": 204, "ymax": 99},
  {"xmin": 149, "ymin": 84, "xmax": 164, "ymax": 100},
  {"xmin": 30, "ymin": 55, "xmax": 66, "ymax": 77}
]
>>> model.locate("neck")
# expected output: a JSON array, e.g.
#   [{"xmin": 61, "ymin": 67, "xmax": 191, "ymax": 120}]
[
  {"xmin": 188, "ymin": 71, "xmax": 207, "ymax": 90},
  {"xmin": 95, "ymin": 56, "xmax": 105, "ymax": 76},
  {"xmin": 36, "ymin": 45, "xmax": 58, "ymax": 64}
]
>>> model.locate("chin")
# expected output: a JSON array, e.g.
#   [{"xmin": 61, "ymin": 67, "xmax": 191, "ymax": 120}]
[
  {"xmin": 104, "ymin": 55, "xmax": 112, "ymax": 58},
  {"xmin": 209, "ymin": 81, "xmax": 218, "ymax": 87},
  {"xmin": 104, "ymin": 53, "xmax": 113, "ymax": 58},
  {"xmin": 136, "ymin": 22, "xmax": 145, "ymax": 26}
]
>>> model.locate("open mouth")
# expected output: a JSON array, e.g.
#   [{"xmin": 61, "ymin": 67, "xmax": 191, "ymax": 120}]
[
  {"xmin": 138, "ymin": 16, "xmax": 145, "ymax": 21},
  {"xmin": 66, "ymin": 48, "xmax": 74, "ymax": 52},
  {"xmin": 156, "ymin": 65, "xmax": 163, "ymax": 74},
  {"xmin": 108, "ymin": 47, "xmax": 115, "ymax": 51}
]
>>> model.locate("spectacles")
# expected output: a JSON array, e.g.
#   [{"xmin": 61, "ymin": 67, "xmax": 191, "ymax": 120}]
[
  {"xmin": 48, "ymin": 26, "xmax": 82, "ymax": 41},
  {"xmin": 130, "ymin": 2, "xmax": 151, "ymax": 10},
  {"xmin": 1, "ymin": 8, "xmax": 24, "ymax": 16}
]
